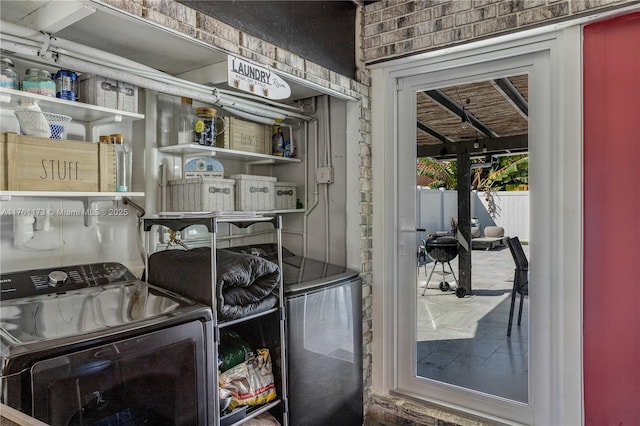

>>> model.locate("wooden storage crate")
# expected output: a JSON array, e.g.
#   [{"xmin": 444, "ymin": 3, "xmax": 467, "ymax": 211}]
[
  {"xmin": 217, "ymin": 117, "xmax": 271, "ymax": 155},
  {"xmin": 230, "ymin": 174, "xmax": 276, "ymax": 211},
  {"xmin": 166, "ymin": 177, "xmax": 235, "ymax": 212},
  {"xmin": 0, "ymin": 133, "xmax": 116, "ymax": 192}
]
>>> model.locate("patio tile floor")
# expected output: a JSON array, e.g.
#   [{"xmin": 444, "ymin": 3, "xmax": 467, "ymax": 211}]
[{"xmin": 416, "ymin": 244, "xmax": 529, "ymax": 403}]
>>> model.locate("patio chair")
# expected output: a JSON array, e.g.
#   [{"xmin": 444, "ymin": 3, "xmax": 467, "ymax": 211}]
[{"xmin": 506, "ymin": 237, "xmax": 529, "ymax": 337}]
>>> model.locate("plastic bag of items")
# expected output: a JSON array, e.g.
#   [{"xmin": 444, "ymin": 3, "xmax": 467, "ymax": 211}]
[
  {"xmin": 219, "ymin": 329, "xmax": 252, "ymax": 372},
  {"xmin": 219, "ymin": 348, "xmax": 276, "ymax": 409}
]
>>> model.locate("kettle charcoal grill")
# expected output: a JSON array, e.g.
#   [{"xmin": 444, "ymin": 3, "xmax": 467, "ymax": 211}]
[{"xmin": 421, "ymin": 236, "xmax": 465, "ymax": 298}]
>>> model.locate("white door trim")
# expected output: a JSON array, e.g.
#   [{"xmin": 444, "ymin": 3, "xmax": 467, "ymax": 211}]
[{"xmin": 371, "ymin": 28, "xmax": 583, "ymax": 426}]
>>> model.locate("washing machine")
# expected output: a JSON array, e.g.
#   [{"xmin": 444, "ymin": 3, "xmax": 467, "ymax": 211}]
[{"xmin": 0, "ymin": 262, "xmax": 214, "ymax": 425}]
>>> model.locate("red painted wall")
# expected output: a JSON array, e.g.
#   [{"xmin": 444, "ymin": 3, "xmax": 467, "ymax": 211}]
[{"xmin": 583, "ymin": 12, "xmax": 640, "ymax": 425}]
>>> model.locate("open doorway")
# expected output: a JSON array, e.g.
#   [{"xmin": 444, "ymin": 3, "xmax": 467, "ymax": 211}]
[{"xmin": 412, "ymin": 76, "xmax": 530, "ymax": 402}]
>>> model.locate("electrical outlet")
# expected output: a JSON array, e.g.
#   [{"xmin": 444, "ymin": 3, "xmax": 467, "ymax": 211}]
[{"xmin": 316, "ymin": 167, "xmax": 334, "ymax": 184}]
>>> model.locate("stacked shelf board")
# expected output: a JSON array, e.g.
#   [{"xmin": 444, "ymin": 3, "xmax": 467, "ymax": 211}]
[
  {"xmin": 0, "ymin": 87, "xmax": 145, "ymax": 202},
  {"xmin": 142, "ymin": 214, "xmax": 288, "ymax": 426}
]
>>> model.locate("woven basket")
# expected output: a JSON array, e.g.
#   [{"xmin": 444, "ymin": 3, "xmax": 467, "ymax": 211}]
[{"xmin": 14, "ymin": 110, "xmax": 73, "ymax": 139}]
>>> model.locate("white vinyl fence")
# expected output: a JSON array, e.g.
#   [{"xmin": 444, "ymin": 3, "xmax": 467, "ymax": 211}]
[{"xmin": 416, "ymin": 187, "xmax": 530, "ymax": 242}]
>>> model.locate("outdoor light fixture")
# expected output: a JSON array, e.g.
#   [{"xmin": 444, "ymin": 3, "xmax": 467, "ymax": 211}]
[
  {"xmin": 460, "ymin": 98, "xmax": 472, "ymax": 130},
  {"xmin": 461, "ymin": 107, "xmax": 470, "ymax": 129}
]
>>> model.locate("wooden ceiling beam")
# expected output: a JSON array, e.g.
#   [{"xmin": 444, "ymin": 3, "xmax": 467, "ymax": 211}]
[
  {"xmin": 423, "ymin": 89, "xmax": 499, "ymax": 138},
  {"xmin": 492, "ymin": 78, "xmax": 529, "ymax": 119},
  {"xmin": 417, "ymin": 120, "xmax": 454, "ymax": 144},
  {"xmin": 417, "ymin": 134, "xmax": 528, "ymax": 160}
]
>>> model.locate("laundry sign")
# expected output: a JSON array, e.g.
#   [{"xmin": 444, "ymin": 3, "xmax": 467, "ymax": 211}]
[{"xmin": 227, "ymin": 55, "xmax": 291, "ymax": 100}]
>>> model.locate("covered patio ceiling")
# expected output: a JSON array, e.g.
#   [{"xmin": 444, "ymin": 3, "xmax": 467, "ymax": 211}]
[{"xmin": 416, "ymin": 74, "xmax": 529, "ymax": 160}]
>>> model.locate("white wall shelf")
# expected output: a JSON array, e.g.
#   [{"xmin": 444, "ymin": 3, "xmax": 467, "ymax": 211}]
[
  {"xmin": 0, "ymin": 191, "xmax": 144, "ymax": 201},
  {"xmin": 0, "ymin": 87, "xmax": 145, "ymax": 123},
  {"xmin": 159, "ymin": 144, "xmax": 302, "ymax": 163},
  {"xmin": 1, "ymin": 191, "xmax": 145, "ymax": 226}
]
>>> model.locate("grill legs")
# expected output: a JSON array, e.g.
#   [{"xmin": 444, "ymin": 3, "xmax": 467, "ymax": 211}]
[{"xmin": 421, "ymin": 260, "xmax": 459, "ymax": 296}]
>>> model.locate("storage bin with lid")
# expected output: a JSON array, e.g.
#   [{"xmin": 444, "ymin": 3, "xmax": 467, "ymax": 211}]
[
  {"xmin": 1, "ymin": 58, "xmax": 20, "ymax": 90},
  {"xmin": 166, "ymin": 176, "xmax": 235, "ymax": 212},
  {"xmin": 230, "ymin": 174, "xmax": 276, "ymax": 211},
  {"xmin": 78, "ymin": 74, "xmax": 138, "ymax": 113},
  {"xmin": 274, "ymin": 182, "xmax": 297, "ymax": 210}
]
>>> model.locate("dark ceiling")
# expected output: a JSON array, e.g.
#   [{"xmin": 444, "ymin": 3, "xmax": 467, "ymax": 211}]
[{"xmin": 178, "ymin": 1, "xmax": 359, "ymax": 78}]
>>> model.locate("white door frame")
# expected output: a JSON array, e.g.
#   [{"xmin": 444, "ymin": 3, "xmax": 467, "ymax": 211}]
[{"xmin": 371, "ymin": 27, "xmax": 583, "ymax": 425}]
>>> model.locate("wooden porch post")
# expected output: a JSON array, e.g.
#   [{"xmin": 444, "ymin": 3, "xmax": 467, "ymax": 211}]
[{"xmin": 456, "ymin": 151, "xmax": 472, "ymax": 295}]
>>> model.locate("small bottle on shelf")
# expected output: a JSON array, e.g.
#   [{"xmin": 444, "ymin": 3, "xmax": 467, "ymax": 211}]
[
  {"xmin": 177, "ymin": 97, "xmax": 195, "ymax": 145},
  {"xmin": 272, "ymin": 124, "xmax": 285, "ymax": 156},
  {"xmin": 110, "ymin": 134, "xmax": 132, "ymax": 192}
]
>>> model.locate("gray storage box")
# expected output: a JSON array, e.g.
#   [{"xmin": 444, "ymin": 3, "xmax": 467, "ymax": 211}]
[
  {"xmin": 274, "ymin": 181, "xmax": 297, "ymax": 210},
  {"xmin": 166, "ymin": 176, "xmax": 235, "ymax": 212},
  {"xmin": 78, "ymin": 74, "xmax": 139, "ymax": 113},
  {"xmin": 230, "ymin": 174, "xmax": 276, "ymax": 211}
]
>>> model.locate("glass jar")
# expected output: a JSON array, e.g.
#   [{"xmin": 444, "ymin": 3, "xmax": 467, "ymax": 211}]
[
  {"xmin": 22, "ymin": 68, "xmax": 56, "ymax": 97},
  {"xmin": 0, "ymin": 58, "xmax": 20, "ymax": 90},
  {"xmin": 193, "ymin": 107, "xmax": 217, "ymax": 146}
]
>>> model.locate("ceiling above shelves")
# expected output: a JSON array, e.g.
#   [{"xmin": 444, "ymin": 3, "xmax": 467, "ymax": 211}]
[{"xmin": 0, "ymin": 0, "xmax": 348, "ymax": 103}]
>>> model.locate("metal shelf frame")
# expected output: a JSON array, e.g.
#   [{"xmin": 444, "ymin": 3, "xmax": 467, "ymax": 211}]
[{"xmin": 143, "ymin": 214, "xmax": 288, "ymax": 426}]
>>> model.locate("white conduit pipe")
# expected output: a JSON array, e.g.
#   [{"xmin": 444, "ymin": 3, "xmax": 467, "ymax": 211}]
[
  {"xmin": 323, "ymin": 95, "xmax": 332, "ymax": 263},
  {"xmin": 51, "ymin": 39, "xmax": 311, "ymax": 121},
  {"xmin": 0, "ymin": 21, "xmax": 215, "ymax": 96},
  {"xmin": 58, "ymin": 55, "xmax": 221, "ymax": 104},
  {"xmin": 218, "ymin": 100, "xmax": 287, "ymax": 121},
  {"xmin": 218, "ymin": 96, "xmax": 307, "ymax": 121},
  {"xmin": 1, "ymin": 37, "xmax": 221, "ymax": 104},
  {"xmin": 217, "ymin": 87, "xmax": 307, "ymax": 113},
  {"xmin": 303, "ymin": 106, "xmax": 321, "ymax": 257},
  {"xmin": 222, "ymin": 107, "xmax": 276, "ymax": 125},
  {"xmin": 302, "ymin": 120, "xmax": 309, "ymax": 257},
  {"xmin": 1, "ymin": 21, "xmax": 312, "ymax": 122}
]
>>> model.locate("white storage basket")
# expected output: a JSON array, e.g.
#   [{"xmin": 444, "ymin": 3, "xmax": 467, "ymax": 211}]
[
  {"xmin": 166, "ymin": 176, "xmax": 235, "ymax": 212},
  {"xmin": 274, "ymin": 182, "xmax": 297, "ymax": 210},
  {"xmin": 230, "ymin": 174, "xmax": 276, "ymax": 211}
]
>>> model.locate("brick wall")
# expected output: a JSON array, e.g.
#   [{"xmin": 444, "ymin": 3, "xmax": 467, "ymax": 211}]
[{"xmin": 364, "ymin": 0, "xmax": 638, "ymax": 63}]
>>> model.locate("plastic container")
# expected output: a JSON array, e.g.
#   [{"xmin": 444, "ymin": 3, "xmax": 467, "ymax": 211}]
[
  {"xmin": 1, "ymin": 58, "xmax": 20, "ymax": 90},
  {"xmin": 55, "ymin": 70, "xmax": 78, "ymax": 101},
  {"xmin": 178, "ymin": 97, "xmax": 195, "ymax": 144},
  {"xmin": 110, "ymin": 134, "xmax": 131, "ymax": 192},
  {"xmin": 22, "ymin": 68, "xmax": 56, "ymax": 97},
  {"xmin": 272, "ymin": 125, "xmax": 285, "ymax": 156}
]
